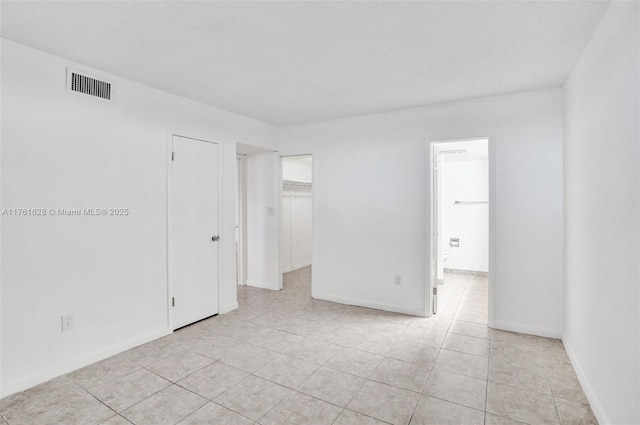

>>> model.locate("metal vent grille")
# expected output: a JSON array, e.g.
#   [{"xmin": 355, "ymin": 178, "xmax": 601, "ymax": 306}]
[{"xmin": 68, "ymin": 70, "xmax": 112, "ymax": 100}]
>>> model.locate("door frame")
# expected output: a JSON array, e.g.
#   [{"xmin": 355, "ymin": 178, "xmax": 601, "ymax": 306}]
[
  {"xmin": 167, "ymin": 134, "xmax": 221, "ymax": 330},
  {"xmin": 426, "ymin": 137, "xmax": 495, "ymax": 325},
  {"xmin": 278, "ymin": 153, "xmax": 313, "ymax": 291},
  {"xmin": 236, "ymin": 154, "xmax": 247, "ymax": 286}
]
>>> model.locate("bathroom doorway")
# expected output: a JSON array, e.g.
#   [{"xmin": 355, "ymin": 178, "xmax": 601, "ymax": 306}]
[{"xmin": 429, "ymin": 139, "xmax": 491, "ymax": 324}]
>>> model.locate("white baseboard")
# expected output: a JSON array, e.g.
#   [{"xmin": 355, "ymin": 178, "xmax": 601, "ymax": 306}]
[
  {"xmin": 1, "ymin": 327, "xmax": 171, "ymax": 398},
  {"xmin": 246, "ymin": 280, "xmax": 279, "ymax": 291},
  {"xmin": 491, "ymin": 320, "xmax": 562, "ymax": 339},
  {"xmin": 282, "ymin": 261, "xmax": 312, "ymax": 273},
  {"xmin": 562, "ymin": 336, "xmax": 610, "ymax": 425},
  {"xmin": 219, "ymin": 302, "xmax": 239, "ymax": 314},
  {"xmin": 312, "ymin": 291, "xmax": 426, "ymax": 317}
]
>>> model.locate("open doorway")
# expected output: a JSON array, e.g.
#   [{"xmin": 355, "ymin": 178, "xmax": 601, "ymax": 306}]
[
  {"xmin": 430, "ymin": 139, "xmax": 490, "ymax": 324},
  {"xmin": 280, "ymin": 155, "xmax": 313, "ymax": 297}
]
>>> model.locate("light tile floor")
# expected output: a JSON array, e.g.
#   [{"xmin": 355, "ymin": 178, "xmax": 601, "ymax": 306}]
[{"xmin": 0, "ymin": 268, "xmax": 598, "ymax": 425}]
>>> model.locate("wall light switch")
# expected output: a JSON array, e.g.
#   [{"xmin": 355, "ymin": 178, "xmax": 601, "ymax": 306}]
[{"xmin": 266, "ymin": 206, "xmax": 274, "ymax": 216}]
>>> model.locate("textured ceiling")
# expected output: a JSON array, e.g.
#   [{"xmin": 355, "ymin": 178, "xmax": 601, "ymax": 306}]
[{"xmin": 1, "ymin": 1, "xmax": 609, "ymax": 125}]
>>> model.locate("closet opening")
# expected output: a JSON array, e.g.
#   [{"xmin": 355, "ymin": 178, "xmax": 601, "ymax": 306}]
[
  {"xmin": 280, "ymin": 155, "xmax": 313, "ymax": 297},
  {"xmin": 429, "ymin": 138, "xmax": 490, "ymax": 325}
]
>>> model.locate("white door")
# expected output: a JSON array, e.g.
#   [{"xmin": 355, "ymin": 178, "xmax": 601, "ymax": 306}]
[{"xmin": 171, "ymin": 135, "xmax": 219, "ymax": 329}]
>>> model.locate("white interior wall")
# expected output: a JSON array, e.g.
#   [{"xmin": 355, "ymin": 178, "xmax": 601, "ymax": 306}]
[
  {"xmin": 442, "ymin": 159, "xmax": 489, "ymax": 272},
  {"xmin": 245, "ymin": 152, "xmax": 281, "ymax": 290},
  {"xmin": 563, "ymin": 2, "xmax": 640, "ymax": 424},
  {"xmin": 278, "ymin": 88, "xmax": 564, "ymax": 334},
  {"xmin": 281, "ymin": 157, "xmax": 313, "ymax": 272},
  {"xmin": 0, "ymin": 39, "xmax": 277, "ymax": 397}
]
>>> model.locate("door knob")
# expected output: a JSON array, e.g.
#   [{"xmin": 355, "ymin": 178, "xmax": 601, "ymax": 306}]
[{"xmin": 211, "ymin": 235, "xmax": 220, "ymax": 242}]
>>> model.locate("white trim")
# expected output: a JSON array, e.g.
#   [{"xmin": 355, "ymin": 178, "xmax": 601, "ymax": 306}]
[
  {"xmin": 246, "ymin": 280, "xmax": 280, "ymax": 291},
  {"xmin": 563, "ymin": 336, "xmax": 609, "ymax": 425},
  {"xmin": 0, "ymin": 327, "xmax": 170, "ymax": 398},
  {"xmin": 236, "ymin": 155, "xmax": 247, "ymax": 286},
  {"xmin": 492, "ymin": 320, "xmax": 562, "ymax": 339},
  {"xmin": 314, "ymin": 292, "xmax": 427, "ymax": 317},
  {"xmin": 219, "ymin": 302, "xmax": 239, "ymax": 314}
]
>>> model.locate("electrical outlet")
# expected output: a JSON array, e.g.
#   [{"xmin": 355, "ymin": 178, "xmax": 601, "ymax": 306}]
[
  {"xmin": 61, "ymin": 315, "xmax": 74, "ymax": 332},
  {"xmin": 266, "ymin": 206, "xmax": 274, "ymax": 216},
  {"xmin": 394, "ymin": 275, "xmax": 402, "ymax": 285}
]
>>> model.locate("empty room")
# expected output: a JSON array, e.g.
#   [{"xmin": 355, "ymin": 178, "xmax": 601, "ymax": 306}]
[{"xmin": 1, "ymin": 1, "xmax": 638, "ymax": 425}]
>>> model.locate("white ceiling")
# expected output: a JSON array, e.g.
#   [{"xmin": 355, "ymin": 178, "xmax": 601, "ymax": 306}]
[{"xmin": 1, "ymin": 1, "xmax": 608, "ymax": 126}]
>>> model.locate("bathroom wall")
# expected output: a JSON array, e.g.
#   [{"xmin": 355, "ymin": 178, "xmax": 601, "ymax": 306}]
[{"xmin": 442, "ymin": 159, "xmax": 489, "ymax": 273}]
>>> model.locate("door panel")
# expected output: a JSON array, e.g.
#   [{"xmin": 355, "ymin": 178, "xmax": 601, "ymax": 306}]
[{"xmin": 171, "ymin": 135, "xmax": 219, "ymax": 329}]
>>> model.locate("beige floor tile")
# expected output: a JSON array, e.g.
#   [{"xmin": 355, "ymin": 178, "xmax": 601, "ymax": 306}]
[
  {"xmin": 312, "ymin": 324, "xmax": 363, "ymax": 346},
  {"xmin": 434, "ymin": 349, "xmax": 488, "ymax": 379},
  {"xmin": 333, "ymin": 410, "xmax": 391, "ymax": 425},
  {"xmin": 1, "ymin": 377, "xmax": 114, "ymax": 425},
  {"xmin": 100, "ymin": 415, "xmax": 132, "ymax": 425},
  {"xmin": 178, "ymin": 361, "xmax": 249, "ymax": 400},
  {"xmin": 409, "ymin": 395, "xmax": 484, "ymax": 425},
  {"xmin": 251, "ymin": 329, "xmax": 306, "ymax": 352},
  {"xmin": 345, "ymin": 333, "xmax": 398, "ymax": 356},
  {"xmin": 214, "ymin": 375, "xmax": 292, "ymax": 420},
  {"xmin": 298, "ymin": 366, "xmax": 366, "ymax": 407},
  {"xmin": 119, "ymin": 337, "xmax": 185, "ymax": 366},
  {"xmin": 410, "ymin": 317, "xmax": 452, "ymax": 333},
  {"xmin": 454, "ymin": 309, "xmax": 488, "ymax": 324},
  {"xmin": 399, "ymin": 326, "xmax": 446, "ymax": 348},
  {"xmin": 147, "ymin": 349, "xmax": 215, "ymax": 382},
  {"xmin": 275, "ymin": 317, "xmax": 322, "ymax": 336},
  {"xmin": 423, "ymin": 369, "xmax": 486, "ymax": 411},
  {"xmin": 489, "ymin": 356, "xmax": 551, "ymax": 395},
  {"xmin": 386, "ymin": 341, "xmax": 439, "ymax": 368},
  {"xmin": 492, "ymin": 330, "xmax": 540, "ymax": 349},
  {"xmin": 250, "ymin": 311, "xmax": 293, "ymax": 328},
  {"xmin": 485, "ymin": 413, "xmax": 529, "ymax": 425},
  {"xmin": 370, "ymin": 358, "xmax": 430, "ymax": 392},
  {"xmin": 555, "ymin": 398, "xmax": 598, "ymax": 425},
  {"xmin": 547, "ymin": 376, "xmax": 588, "ymax": 405},
  {"xmin": 443, "ymin": 333, "xmax": 490, "ymax": 356},
  {"xmin": 218, "ymin": 341, "xmax": 285, "ymax": 373},
  {"xmin": 260, "ymin": 392, "xmax": 342, "ymax": 425},
  {"xmin": 325, "ymin": 347, "xmax": 384, "ymax": 378},
  {"xmin": 486, "ymin": 382, "xmax": 559, "ymax": 425},
  {"xmin": 177, "ymin": 402, "xmax": 256, "ymax": 424},
  {"xmin": 183, "ymin": 337, "xmax": 225, "ymax": 360},
  {"xmin": 254, "ymin": 354, "xmax": 319, "ymax": 388},
  {"xmin": 281, "ymin": 337, "xmax": 341, "ymax": 365},
  {"xmin": 448, "ymin": 320, "xmax": 492, "ymax": 340},
  {"xmin": 67, "ymin": 355, "xmax": 140, "ymax": 389},
  {"xmin": 2, "ymin": 268, "xmax": 598, "ymax": 425},
  {"xmin": 122, "ymin": 384, "xmax": 207, "ymax": 425},
  {"xmin": 87, "ymin": 368, "xmax": 171, "ymax": 412},
  {"xmin": 348, "ymin": 381, "xmax": 420, "ymax": 425}
]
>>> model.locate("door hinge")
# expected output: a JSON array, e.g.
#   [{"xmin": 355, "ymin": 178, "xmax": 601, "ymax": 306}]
[
  {"xmin": 172, "ymin": 297, "xmax": 175, "ymax": 307},
  {"xmin": 171, "ymin": 152, "xmax": 175, "ymax": 161},
  {"xmin": 432, "ymin": 286, "xmax": 438, "ymax": 315}
]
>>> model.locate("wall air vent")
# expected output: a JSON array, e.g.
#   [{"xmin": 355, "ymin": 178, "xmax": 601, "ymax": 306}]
[{"xmin": 66, "ymin": 68, "xmax": 113, "ymax": 101}]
